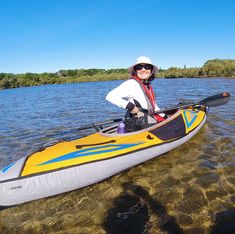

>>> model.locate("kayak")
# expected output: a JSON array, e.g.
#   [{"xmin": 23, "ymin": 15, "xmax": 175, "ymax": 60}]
[{"xmin": 0, "ymin": 106, "xmax": 208, "ymax": 207}]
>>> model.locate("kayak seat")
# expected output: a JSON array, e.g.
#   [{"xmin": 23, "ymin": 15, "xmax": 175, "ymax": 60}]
[{"xmin": 124, "ymin": 111, "xmax": 157, "ymax": 132}]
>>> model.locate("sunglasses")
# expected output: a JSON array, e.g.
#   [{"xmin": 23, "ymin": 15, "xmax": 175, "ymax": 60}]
[{"xmin": 134, "ymin": 64, "xmax": 153, "ymax": 71}]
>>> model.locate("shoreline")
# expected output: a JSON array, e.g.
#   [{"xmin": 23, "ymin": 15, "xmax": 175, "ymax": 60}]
[
  {"xmin": 0, "ymin": 76, "xmax": 234, "ymax": 91},
  {"xmin": 1, "ymin": 58, "xmax": 235, "ymax": 89}
]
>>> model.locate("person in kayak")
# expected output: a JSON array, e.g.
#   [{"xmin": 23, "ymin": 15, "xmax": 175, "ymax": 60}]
[{"xmin": 106, "ymin": 56, "xmax": 166, "ymax": 131}]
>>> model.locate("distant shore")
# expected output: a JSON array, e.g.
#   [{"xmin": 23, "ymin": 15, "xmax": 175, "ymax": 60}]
[{"xmin": 0, "ymin": 59, "xmax": 234, "ymax": 89}]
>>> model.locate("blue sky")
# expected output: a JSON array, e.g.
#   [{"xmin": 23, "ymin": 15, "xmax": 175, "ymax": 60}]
[{"xmin": 0, "ymin": 0, "xmax": 234, "ymax": 73}]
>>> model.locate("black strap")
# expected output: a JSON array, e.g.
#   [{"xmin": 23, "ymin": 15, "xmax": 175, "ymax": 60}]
[{"xmin": 76, "ymin": 140, "xmax": 116, "ymax": 149}]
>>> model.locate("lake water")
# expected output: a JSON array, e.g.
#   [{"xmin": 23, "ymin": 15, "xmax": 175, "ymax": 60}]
[{"xmin": 0, "ymin": 78, "xmax": 234, "ymax": 233}]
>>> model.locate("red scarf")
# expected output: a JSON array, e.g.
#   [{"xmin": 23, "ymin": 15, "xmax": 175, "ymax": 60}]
[
  {"xmin": 132, "ymin": 76, "xmax": 155, "ymax": 109},
  {"xmin": 132, "ymin": 76, "xmax": 165, "ymax": 122}
]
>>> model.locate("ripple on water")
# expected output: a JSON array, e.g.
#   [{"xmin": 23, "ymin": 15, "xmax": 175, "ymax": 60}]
[
  {"xmin": 175, "ymin": 184, "xmax": 208, "ymax": 214},
  {"xmin": 194, "ymin": 172, "xmax": 220, "ymax": 189}
]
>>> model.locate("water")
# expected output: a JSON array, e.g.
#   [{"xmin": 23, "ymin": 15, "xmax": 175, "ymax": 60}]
[{"xmin": 0, "ymin": 78, "xmax": 234, "ymax": 233}]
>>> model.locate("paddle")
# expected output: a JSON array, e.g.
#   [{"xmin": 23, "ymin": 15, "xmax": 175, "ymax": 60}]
[
  {"xmin": 48, "ymin": 92, "xmax": 230, "ymax": 137},
  {"xmin": 47, "ymin": 118, "xmax": 123, "ymax": 137},
  {"xmin": 153, "ymin": 92, "xmax": 230, "ymax": 115}
]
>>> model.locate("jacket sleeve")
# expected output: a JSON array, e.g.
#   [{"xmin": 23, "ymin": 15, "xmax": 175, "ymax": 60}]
[{"xmin": 106, "ymin": 80, "xmax": 136, "ymax": 110}]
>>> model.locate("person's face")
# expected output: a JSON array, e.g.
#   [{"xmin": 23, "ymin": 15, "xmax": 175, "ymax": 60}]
[{"xmin": 135, "ymin": 64, "xmax": 153, "ymax": 80}]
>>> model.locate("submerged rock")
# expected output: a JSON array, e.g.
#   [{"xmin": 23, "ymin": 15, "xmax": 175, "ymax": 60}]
[{"xmin": 194, "ymin": 172, "xmax": 220, "ymax": 188}]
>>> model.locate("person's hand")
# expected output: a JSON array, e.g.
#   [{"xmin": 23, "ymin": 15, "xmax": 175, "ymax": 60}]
[{"xmin": 130, "ymin": 106, "xmax": 139, "ymax": 114}]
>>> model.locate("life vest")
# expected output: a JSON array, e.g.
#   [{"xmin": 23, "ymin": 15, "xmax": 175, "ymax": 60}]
[{"xmin": 132, "ymin": 76, "xmax": 165, "ymax": 122}]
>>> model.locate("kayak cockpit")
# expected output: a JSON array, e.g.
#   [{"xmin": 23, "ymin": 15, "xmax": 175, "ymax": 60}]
[
  {"xmin": 99, "ymin": 105, "xmax": 208, "ymax": 137},
  {"xmin": 100, "ymin": 109, "xmax": 180, "ymax": 136}
]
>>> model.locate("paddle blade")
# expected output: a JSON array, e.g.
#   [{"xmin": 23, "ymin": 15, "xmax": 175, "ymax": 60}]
[{"xmin": 198, "ymin": 92, "xmax": 230, "ymax": 107}]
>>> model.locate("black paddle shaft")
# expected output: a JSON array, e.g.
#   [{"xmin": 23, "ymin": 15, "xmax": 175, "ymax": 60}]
[
  {"xmin": 48, "ymin": 92, "xmax": 230, "ymax": 137},
  {"xmin": 47, "ymin": 118, "xmax": 122, "ymax": 137}
]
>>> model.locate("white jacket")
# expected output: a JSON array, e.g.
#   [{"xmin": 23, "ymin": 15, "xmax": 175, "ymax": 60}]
[{"xmin": 106, "ymin": 79, "xmax": 161, "ymax": 111}]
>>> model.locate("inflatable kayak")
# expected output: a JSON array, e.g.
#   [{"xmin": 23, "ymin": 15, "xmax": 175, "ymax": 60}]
[{"xmin": 0, "ymin": 106, "xmax": 208, "ymax": 207}]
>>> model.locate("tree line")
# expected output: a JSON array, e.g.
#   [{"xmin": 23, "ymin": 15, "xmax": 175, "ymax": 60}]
[
  {"xmin": 0, "ymin": 59, "xmax": 234, "ymax": 89},
  {"xmin": 158, "ymin": 59, "xmax": 235, "ymax": 78}
]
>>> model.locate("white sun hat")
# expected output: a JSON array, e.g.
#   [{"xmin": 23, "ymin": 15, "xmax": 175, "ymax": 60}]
[{"xmin": 128, "ymin": 56, "xmax": 158, "ymax": 78}]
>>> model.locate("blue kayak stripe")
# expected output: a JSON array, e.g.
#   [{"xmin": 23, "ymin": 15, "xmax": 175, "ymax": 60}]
[
  {"xmin": 38, "ymin": 143, "xmax": 143, "ymax": 166},
  {"xmin": 183, "ymin": 110, "xmax": 198, "ymax": 128},
  {"xmin": 2, "ymin": 162, "xmax": 16, "ymax": 173}
]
